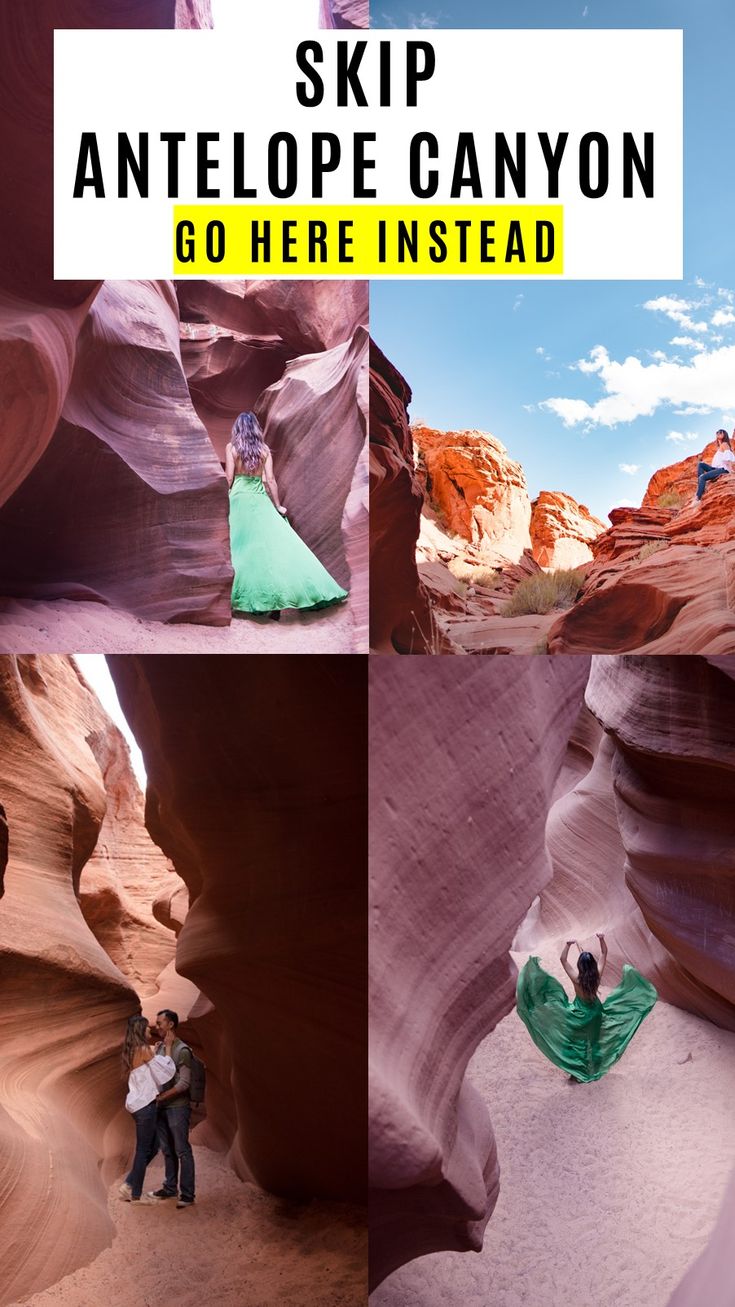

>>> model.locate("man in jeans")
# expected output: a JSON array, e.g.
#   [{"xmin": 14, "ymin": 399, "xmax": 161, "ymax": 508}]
[{"xmin": 148, "ymin": 1009, "xmax": 196, "ymax": 1208}]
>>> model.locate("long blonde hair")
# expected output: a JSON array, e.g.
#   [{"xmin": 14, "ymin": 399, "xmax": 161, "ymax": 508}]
[
  {"xmin": 122, "ymin": 1014, "xmax": 150, "ymax": 1074},
  {"xmin": 231, "ymin": 412, "xmax": 268, "ymax": 473}
]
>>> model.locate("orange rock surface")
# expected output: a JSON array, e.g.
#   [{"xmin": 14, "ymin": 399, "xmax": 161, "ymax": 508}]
[
  {"xmin": 530, "ymin": 491, "xmax": 606, "ymax": 569},
  {"xmin": 413, "ymin": 425, "xmax": 532, "ymax": 564}
]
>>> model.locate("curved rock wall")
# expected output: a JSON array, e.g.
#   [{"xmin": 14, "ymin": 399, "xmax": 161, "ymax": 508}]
[
  {"xmin": 369, "ymin": 342, "xmax": 448, "ymax": 653},
  {"xmin": 0, "ymin": 656, "xmax": 152, "ymax": 1306},
  {"xmin": 585, "ymin": 655, "xmax": 735, "ymax": 1028},
  {"xmin": 320, "ymin": 0, "xmax": 369, "ymax": 28},
  {"xmin": 108, "ymin": 654, "xmax": 367, "ymax": 1203},
  {"xmin": 369, "ymin": 657, "xmax": 590, "ymax": 1289}
]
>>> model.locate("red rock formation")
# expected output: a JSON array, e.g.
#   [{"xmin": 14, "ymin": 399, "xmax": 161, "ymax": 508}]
[
  {"xmin": 108, "ymin": 654, "xmax": 367, "ymax": 1203},
  {"xmin": 643, "ymin": 441, "xmax": 717, "ymax": 508},
  {"xmin": 0, "ymin": 656, "xmax": 143, "ymax": 1306},
  {"xmin": 530, "ymin": 491, "xmax": 606, "ymax": 569},
  {"xmin": 180, "ymin": 329, "xmax": 294, "ymax": 460},
  {"xmin": 257, "ymin": 327, "xmax": 369, "ymax": 599},
  {"xmin": 0, "ymin": 281, "xmax": 233, "ymax": 624},
  {"xmin": 413, "ymin": 425, "xmax": 532, "ymax": 565},
  {"xmin": 548, "ymin": 475, "xmax": 735, "ymax": 653},
  {"xmin": 320, "ymin": 0, "xmax": 369, "ymax": 27},
  {"xmin": 370, "ymin": 345, "xmax": 453, "ymax": 653},
  {"xmin": 369, "ymin": 657, "xmax": 590, "ymax": 1289}
]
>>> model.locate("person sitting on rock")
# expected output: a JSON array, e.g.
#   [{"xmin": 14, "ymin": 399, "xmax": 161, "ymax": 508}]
[{"xmin": 690, "ymin": 429, "xmax": 735, "ymax": 506}]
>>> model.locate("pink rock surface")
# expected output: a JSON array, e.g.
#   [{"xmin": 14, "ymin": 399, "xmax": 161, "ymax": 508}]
[
  {"xmin": 176, "ymin": 279, "xmax": 367, "ymax": 357},
  {"xmin": 108, "ymin": 654, "xmax": 367, "ymax": 1203},
  {"xmin": 668, "ymin": 1166, "xmax": 735, "ymax": 1306},
  {"xmin": 0, "ymin": 281, "xmax": 233, "ymax": 624},
  {"xmin": 0, "ymin": 656, "xmax": 147, "ymax": 1306},
  {"xmin": 320, "ymin": 0, "xmax": 369, "ymax": 26},
  {"xmin": 180, "ymin": 330, "xmax": 294, "ymax": 459},
  {"xmin": 584, "ymin": 655, "xmax": 735, "ymax": 1028},
  {"xmin": 369, "ymin": 657, "xmax": 590, "ymax": 1288},
  {"xmin": 257, "ymin": 327, "xmax": 369, "ymax": 597}
]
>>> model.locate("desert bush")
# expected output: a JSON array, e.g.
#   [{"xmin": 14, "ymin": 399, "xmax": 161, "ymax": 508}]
[
  {"xmin": 448, "ymin": 559, "xmax": 499, "ymax": 589},
  {"xmin": 657, "ymin": 490, "xmax": 684, "ymax": 509},
  {"xmin": 502, "ymin": 568, "xmax": 586, "ymax": 617},
  {"xmin": 637, "ymin": 540, "xmax": 666, "ymax": 561}
]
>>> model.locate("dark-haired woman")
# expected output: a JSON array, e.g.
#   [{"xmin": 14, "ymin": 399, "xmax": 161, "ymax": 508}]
[
  {"xmin": 690, "ymin": 429, "xmax": 735, "ymax": 505},
  {"xmin": 118, "ymin": 1016, "xmax": 175, "ymax": 1203},
  {"xmin": 516, "ymin": 934, "xmax": 657, "ymax": 1083},
  {"xmin": 225, "ymin": 411, "xmax": 348, "ymax": 616}
]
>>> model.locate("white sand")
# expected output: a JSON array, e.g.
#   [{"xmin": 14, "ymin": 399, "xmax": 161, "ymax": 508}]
[
  {"xmin": 373, "ymin": 956, "xmax": 735, "ymax": 1307},
  {"xmin": 13, "ymin": 1147, "xmax": 366, "ymax": 1307},
  {"xmin": 0, "ymin": 599, "xmax": 363, "ymax": 654}
]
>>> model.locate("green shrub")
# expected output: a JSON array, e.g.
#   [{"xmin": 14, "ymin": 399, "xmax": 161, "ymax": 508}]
[{"xmin": 502, "ymin": 569, "xmax": 586, "ymax": 617}]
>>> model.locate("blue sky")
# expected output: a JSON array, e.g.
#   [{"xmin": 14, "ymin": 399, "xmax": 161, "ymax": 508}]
[{"xmin": 370, "ymin": 1, "xmax": 735, "ymax": 521}]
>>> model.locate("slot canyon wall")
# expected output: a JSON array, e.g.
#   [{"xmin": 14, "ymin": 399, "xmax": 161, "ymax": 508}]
[
  {"xmin": 0, "ymin": 3, "xmax": 368, "ymax": 642},
  {"xmin": 108, "ymin": 654, "xmax": 368, "ymax": 1203},
  {"xmin": 0, "ymin": 655, "xmax": 180, "ymax": 1306},
  {"xmin": 370, "ymin": 654, "xmax": 735, "ymax": 1295},
  {"xmin": 369, "ymin": 657, "xmax": 591, "ymax": 1288}
]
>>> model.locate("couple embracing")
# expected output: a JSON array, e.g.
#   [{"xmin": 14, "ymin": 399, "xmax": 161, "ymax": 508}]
[{"xmin": 119, "ymin": 1009, "xmax": 196, "ymax": 1208}]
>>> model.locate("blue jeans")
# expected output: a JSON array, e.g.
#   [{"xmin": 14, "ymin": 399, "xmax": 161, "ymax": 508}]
[
  {"xmin": 697, "ymin": 461, "xmax": 729, "ymax": 499},
  {"xmin": 125, "ymin": 1100, "xmax": 159, "ymax": 1199},
  {"xmin": 158, "ymin": 1103, "xmax": 195, "ymax": 1202}
]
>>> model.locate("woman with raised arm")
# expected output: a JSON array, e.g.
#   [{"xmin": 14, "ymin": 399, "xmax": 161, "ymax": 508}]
[
  {"xmin": 225, "ymin": 411, "xmax": 348, "ymax": 618},
  {"xmin": 516, "ymin": 934, "xmax": 657, "ymax": 1083}
]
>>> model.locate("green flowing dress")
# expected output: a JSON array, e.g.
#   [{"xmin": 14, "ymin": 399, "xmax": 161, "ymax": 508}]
[
  {"xmin": 516, "ymin": 956, "xmax": 657, "ymax": 1082},
  {"xmin": 229, "ymin": 475, "xmax": 348, "ymax": 614}
]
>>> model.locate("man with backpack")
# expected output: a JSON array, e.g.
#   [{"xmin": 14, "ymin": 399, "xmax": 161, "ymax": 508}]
[{"xmin": 147, "ymin": 1008, "xmax": 197, "ymax": 1208}]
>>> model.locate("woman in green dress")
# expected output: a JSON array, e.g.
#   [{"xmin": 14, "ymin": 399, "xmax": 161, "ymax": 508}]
[
  {"xmin": 225, "ymin": 412, "xmax": 348, "ymax": 617},
  {"xmin": 516, "ymin": 934, "xmax": 657, "ymax": 1083}
]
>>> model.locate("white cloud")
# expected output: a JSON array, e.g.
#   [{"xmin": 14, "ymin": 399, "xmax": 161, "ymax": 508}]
[
  {"xmin": 718, "ymin": 287, "xmax": 734, "ymax": 302},
  {"xmin": 670, "ymin": 335, "xmax": 706, "ymax": 350},
  {"xmin": 712, "ymin": 309, "xmax": 735, "ymax": 327},
  {"xmin": 522, "ymin": 403, "xmax": 536, "ymax": 412},
  {"xmin": 619, "ymin": 463, "xmax": 641, "ymax": 475},
  {"xmin": 649, "ymin": 349, "xmax": 669, "ymax": 362},
  {"xmin": 406, "ymin": 9, "xmax": 441, "ymax": 26},
  {"xmin": 582, "ymin": 3, "xmax": 589, "ymax": 14},
  {"xmin": 513, "ymin": 293, "xmax": 524, "ymax": 312},
  {"xmin": 535, "ymin": 345, "xmax": 544, "ymax": 355},
  {"xmin": 666, "ymin": 430, "xmax": 701, "ymax": 443},
  {"xmin": 644, "ymin": 295, "xmax": 708, "ymax": 334},
  {"xmin": 541, "ymin": 344, "xmax": 735, "ymax": 429}
]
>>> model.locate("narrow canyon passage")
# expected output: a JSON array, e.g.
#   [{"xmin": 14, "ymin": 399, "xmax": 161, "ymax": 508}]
[
  {"xmin": 0, "ymin": 654, "xmax": 366, "ymax": 1306},
  {"xmin": 373, "ymin": 954, "xmax": 735, "ymax": 1307}
]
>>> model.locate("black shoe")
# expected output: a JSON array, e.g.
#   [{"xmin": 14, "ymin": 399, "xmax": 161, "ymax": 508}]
[
  {"xmin": 147, "ymin": 1188, "xmax": 177, "ymax": 1199},
  {"xmin": 177, "ymin": 1198, "xmax": 195, "ymax": 1209}
]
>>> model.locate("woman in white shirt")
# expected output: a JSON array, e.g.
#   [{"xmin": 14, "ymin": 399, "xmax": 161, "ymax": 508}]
[
  {"xmin": 118, "ymin": 1015, "xmax": 175, "ymax": 1203},
  {"xmin": 692, "ymin": 429, "xmax": 735, "ymax": 504}
]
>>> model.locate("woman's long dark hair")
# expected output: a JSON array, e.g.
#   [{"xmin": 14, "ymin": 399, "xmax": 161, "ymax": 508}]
[
  {"xmin": 122, "ymin": 1014, "xmax": 150, "ymax": 1074},
  {"xmin": 577, "ymin": 951, "xmax": 600, "ymax": 999},
  {"xmin": 231, "ymin": 411, "xmax": 268, "ymax": 473}
]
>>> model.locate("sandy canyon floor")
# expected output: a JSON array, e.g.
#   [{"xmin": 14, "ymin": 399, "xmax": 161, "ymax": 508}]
[
  {"xmin": 0, "ymin": 599, "xmax": 362, "ymax": 654},
  {"xmin": 11, "ymin": 1146, "xmax": 366, "ymax": 1307},
  {"xmin": 373, "ymin": 953, "xmax": 735, "ymax": 1307}
]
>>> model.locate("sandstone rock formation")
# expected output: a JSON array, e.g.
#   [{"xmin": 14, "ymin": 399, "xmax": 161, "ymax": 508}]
[
  {"xmin": 668, "ymin": 1166, "xmax": 735, "ymax": 1306},
  {"xmin": 0, "ymin": 655, "xmax": 168, "ymax": 1307},
  {"xmin": 177, "ymin": 279, "xmax": 367, "ymax": 360},
  {"xmin": 548, "ymin": 447, "xmax": 735, "ymax": 653},
  {"xmin": 413, "ymin": 425, "xmax": 532, "ymax": 565},
  {"xmin": 257, "ymin": 326, "xmax": 369, "ymax": 599},
  {"xmin": 369, "ymin": 657, "xmax": 591, "ymax": 1288},
  {"xmin": 643, "ymin": 441, "xmax": 717, "ymax": 508},
  {"xmin": 530, "ymin": 491, "xmax": 606, "ymax": 569},
  {"xmin": 108, "ymin": 654, "xmax": 367, "ymax": 1203},
  {"xmin": 370, "ymin": 346, "xmax": 454, "ymax": 652},
  {"xmin": 584, "ymin": 655, "xmax": 735, "ymax": 1027},
  {"xmin": 0, "ymin": 281, "xmax": 233, "ymax": 624},
  {"xmin": 320, "ymin": 0, "xmax": 369, "ymax": 27}
]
